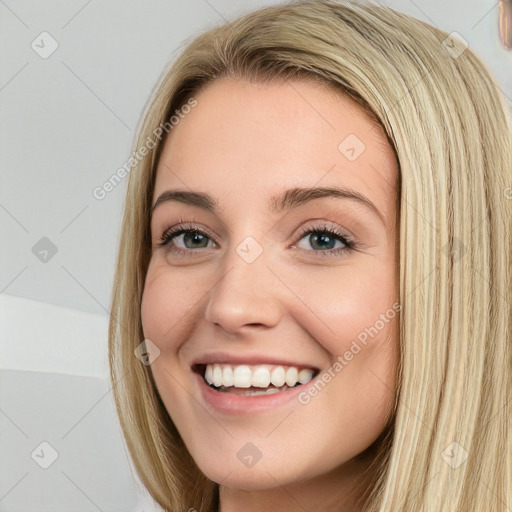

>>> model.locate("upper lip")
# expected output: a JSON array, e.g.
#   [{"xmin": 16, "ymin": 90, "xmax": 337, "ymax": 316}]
[{"xmin": 190, "ymin": 352, "xmax": 320, "ymax": 371}]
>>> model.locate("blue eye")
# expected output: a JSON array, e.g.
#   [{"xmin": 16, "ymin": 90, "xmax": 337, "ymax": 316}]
[
  {"xmin": 295, "ymin": 227, "xmax": 352, "ymax": 254},
  {"xmin": 158, "ymin": 224, "xmax": 216, "ymax": 251},
  {"xmin": 157, "ymin": 222, "xmax": 355, "ymax": 257}
]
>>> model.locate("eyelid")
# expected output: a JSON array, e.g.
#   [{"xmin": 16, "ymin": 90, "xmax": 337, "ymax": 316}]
[
  {"xmin": 158, "ymin": 221, "xmax": 219, "ymax": 246},
  {"xmin": 289, "ymin": 224, "xmax": 356, "ymax": 258},
  {"xmin": 156, "ymin": 220, "xmax": 358, "ymax": 261},
  {"xmin": 293, "ymin": 220, "xmax": 354, "ymax": 245}
]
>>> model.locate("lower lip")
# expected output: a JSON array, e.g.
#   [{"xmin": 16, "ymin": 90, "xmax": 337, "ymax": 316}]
[{"xmin": 195, "ymin": 372, "xmax": 314, "ymax": 415}]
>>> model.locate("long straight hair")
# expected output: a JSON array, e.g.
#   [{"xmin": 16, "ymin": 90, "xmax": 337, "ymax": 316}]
[{"xmin": 108, "ymin": 1, "xmax": 512, "ymax": 510}]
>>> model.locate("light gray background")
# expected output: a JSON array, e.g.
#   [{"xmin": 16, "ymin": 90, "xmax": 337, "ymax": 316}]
[
  {"xmin": 0, "ymin": 1, "xmax": 510, "ymax": 511},
  {"xmin": 1, "ymin": 0, "xmax": 511, "ymax": 315}
]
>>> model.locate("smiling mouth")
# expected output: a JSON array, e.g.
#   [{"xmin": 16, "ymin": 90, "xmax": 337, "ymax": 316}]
[{"xmin": 193, "ymin": 363, "xmax": 319, "ymax": 396}]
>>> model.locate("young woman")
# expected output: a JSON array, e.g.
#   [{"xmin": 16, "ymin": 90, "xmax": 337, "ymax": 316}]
[{"xmin": 108, "ymin": 1, "xmax": 512, "ymax": 510}]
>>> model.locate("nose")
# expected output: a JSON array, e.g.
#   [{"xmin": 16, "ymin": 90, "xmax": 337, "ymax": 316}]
[{"xmin": 204, "ymin": 242, "xmax": 286, "ymax": 333}]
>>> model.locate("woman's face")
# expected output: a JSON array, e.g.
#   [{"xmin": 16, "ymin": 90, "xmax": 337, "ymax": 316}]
[{"xmin": 141, "ymin": 77, "xmax": 399, "ymax": 492}]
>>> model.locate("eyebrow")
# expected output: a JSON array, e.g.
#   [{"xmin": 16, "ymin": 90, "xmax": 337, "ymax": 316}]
[{"xmin": 150, "ymin": 186, "xmax": 386, "ymax": 225}]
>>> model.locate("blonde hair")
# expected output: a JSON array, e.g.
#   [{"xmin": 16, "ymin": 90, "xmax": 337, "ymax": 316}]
[{"xmin": 108, "ymin": 1, "xmax": 512, "ymax": 510}]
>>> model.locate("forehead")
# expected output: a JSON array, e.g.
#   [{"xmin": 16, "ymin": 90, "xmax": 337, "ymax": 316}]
[{"xmin": 153, "ymin": 78, "xmax": 397, "ymax": 225}]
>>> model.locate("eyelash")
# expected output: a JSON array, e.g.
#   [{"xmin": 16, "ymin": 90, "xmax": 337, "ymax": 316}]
[{"xmin": 157, "ymin": 221, "xmax": 355, "ymax": 257}]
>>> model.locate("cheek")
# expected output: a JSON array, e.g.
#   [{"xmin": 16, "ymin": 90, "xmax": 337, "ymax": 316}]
[
  {"xmin": 284, "ymin": 261, "xmax": 399, "ymax": 427},
  {"xmin": 281, "ymin": 258, "xmax": 399, "ymax": 360},
  {"xmin": 140, "ymin": 262, "xmax": 205, "ymax": 417},
  {"xmin": 140, "ymin": 261, "xmax": 207, "ymax": 342},
  {"xmin": 290, "ymin": 279, "xmax": 398, "ymax": 470}
]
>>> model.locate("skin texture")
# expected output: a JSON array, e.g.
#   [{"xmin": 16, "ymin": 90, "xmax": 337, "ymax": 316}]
[{"xmin": 141, "ymin": 77, "xmax": 399, "ymax": 511}]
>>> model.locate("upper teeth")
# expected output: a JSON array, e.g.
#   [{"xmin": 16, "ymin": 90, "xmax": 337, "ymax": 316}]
[{"xmin": 204, "ymin": 364, "xmax": 314, "ymax": 388}]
